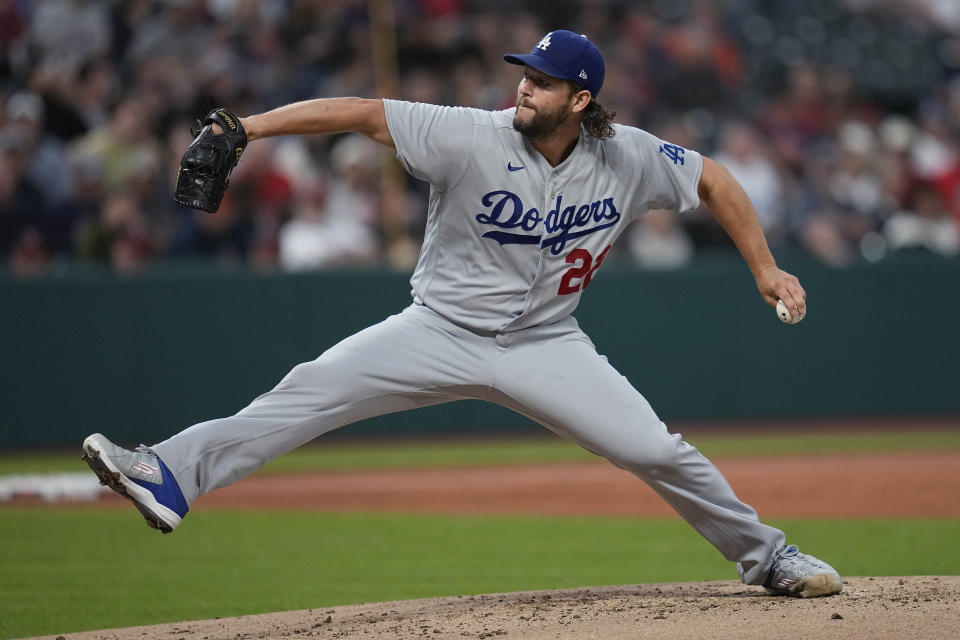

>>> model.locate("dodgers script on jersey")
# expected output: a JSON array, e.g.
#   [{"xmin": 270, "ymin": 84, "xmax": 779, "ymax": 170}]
[{"xmin": 383, "ymin": 100, "xmax": 703, "ymax": 332}]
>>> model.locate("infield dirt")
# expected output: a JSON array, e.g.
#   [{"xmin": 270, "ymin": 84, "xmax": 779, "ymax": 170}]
[{"xmin": 36, "ymin": 577, "xmax": 960, "ymax": 639}]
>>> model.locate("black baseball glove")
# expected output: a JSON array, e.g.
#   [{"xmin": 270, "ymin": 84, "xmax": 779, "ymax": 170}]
[{"xmin": 173, "ymin": 108, "xmax": 248, "ymax": 213}]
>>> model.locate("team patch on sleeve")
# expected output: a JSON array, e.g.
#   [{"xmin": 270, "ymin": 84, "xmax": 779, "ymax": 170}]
[{"xmin": 658, "ymin": 143, "xmax": 686, "ymax": 166}]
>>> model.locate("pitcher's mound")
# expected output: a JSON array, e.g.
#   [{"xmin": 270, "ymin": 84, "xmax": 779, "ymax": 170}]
[{"xmin": 46, "ymin": 576, "xmax": 959, "ymax": 640}]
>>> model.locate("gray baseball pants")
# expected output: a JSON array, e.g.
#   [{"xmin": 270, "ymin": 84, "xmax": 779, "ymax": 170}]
[{"xmin": 152, "ymin": 303, "xmax": 784, "ymax": 584}]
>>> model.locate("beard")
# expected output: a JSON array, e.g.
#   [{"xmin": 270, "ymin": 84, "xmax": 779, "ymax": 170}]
[{"xmin": 513, "ymin": 103, "xmax": 570, "ymax": 139}]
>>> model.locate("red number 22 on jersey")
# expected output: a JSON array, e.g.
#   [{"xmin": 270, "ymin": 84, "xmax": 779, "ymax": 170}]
[{"xmin": 557, "ymin": 245, "xmax": 611, "ymax": 296}]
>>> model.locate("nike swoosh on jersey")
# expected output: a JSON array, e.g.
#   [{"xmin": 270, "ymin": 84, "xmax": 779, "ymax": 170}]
[{"xmin": 507, "ymin": 162, "xmax": 525, "ymax": 172}]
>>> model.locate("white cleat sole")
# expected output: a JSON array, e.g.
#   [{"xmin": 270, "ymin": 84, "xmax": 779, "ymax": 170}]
[
  {"xmin": 82, "ymin": 435, "xmax": 182, "ymax": 533},
  {"xmin": 766, "ymin": 573, "xmax": 843, "ymax": 598},
  {"xmin": 795, "ymin": 573, "xmax": 843, "ymax": 598}
]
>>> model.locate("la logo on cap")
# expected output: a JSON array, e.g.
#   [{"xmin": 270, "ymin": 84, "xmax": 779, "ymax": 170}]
[{"xmin": 536, "ymin": 33, "xmax": 552, "ymax": 50}]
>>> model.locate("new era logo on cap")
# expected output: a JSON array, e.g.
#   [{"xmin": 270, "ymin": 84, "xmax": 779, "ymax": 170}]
[{"xmin": 503, "ymin": 29, "xmax": 606, "ymax": 98}]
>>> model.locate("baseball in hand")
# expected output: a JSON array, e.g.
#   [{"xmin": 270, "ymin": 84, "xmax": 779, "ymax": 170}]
[{"xmin": 776, "ymin": 299, "xmax": 804, "ymax": 324}]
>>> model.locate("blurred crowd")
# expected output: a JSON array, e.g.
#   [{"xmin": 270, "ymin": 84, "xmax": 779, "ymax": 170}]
[{"xmin": 1, "ymin": 0, "xmax": 959, "ymax": 276}]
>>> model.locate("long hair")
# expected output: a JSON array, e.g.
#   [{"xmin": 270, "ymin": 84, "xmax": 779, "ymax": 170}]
[{"xmin": 569, "ymin": 80, "xmax": 616, "ymax": 140}]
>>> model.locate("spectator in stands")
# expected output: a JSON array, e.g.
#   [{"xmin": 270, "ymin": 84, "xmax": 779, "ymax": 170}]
[
  {"xmin": 883, "ymin": 181, "xmax": 959, "ymax": 257},
  {"xmin": 278, "ymin": 135, "xmax": 382, "ymax": 271},
  {"xmin": 1, "ymin": 91, "xmax": 76, "ymax": 257},
  {"xmin": 76, "ymin": 189, "xmax": 153, "ymax": 273},
  {"xmin": 713, "ymin": 121, "xmax": 786, "ymax": 245},
  {"xmin": 69, "ymin": 91, "xmax": 162, "ymax": 195},
  {"xmin": 1, "ymin": 1, "xmax": 959, "ymax": 273},
  {"xmin": 796, "ymin": 121, "xmax": 890, "ymax": 266},
  {"xmin": 4, "ymin": 91, "xmax": 70, "ymax": 207},
  {"xmin": 0, "ymin": 140, "xmax": 47, "ymax": 271},
  {"xmin": 627, "ymin": 209, "xmax": 694, "ymax": 269}
]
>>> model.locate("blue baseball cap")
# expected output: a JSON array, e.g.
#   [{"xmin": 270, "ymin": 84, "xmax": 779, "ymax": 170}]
[{"xmin": 504, "ymin": 30, "xmax": 605, "ymax": 98}]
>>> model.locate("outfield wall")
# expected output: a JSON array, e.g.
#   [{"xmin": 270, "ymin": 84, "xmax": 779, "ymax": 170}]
[{"xmin": 1, "ymin": 253, "xmax": 957, "ymax": 448}]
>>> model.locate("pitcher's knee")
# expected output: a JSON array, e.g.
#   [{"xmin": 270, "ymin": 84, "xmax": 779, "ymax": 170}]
[
  {"xmin": 607, "ymin": 432, "xmax": 686, "ymax": 474},
  {"xmin": 241, "ymin": 358, "xmax": 353, "ymax": 417},
  {"xmin": 278, "ymin": 358, "xmax": 345, "ymax": 394}
]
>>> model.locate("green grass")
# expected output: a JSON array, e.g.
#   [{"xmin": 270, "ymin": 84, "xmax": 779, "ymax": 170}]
[
  {"xmin": 2, "ymin": 428, "xmax": 959, "ymax": 475},
  {"xmin": 1, "ymin": 508, "xmax": 958, "ymax": 639},
  {"xmin": 2, "ymin": 428, "xmax": 958, "ymax": 637}
]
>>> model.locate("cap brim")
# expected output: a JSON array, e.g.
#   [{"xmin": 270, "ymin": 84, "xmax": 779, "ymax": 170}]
[{"xmin": 503, "ymin": 53, "xmax": 572, "ymax": 82}]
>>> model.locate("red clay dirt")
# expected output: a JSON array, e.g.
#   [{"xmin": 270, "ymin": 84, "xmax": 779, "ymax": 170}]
[{"xmin": 187, "ymin": 450, "xmax": 960, "ymax": 518}]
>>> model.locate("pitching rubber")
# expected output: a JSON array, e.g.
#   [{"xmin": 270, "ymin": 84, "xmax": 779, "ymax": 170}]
[{"xmin": 82, "ymin": 435, "xmax": 182, "ymax": 533}]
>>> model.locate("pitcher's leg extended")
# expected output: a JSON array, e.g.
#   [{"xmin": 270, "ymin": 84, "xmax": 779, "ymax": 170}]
[
  {"xmin": 492, "ymin": 320, "xmax": 784, "ymax": 585},
  {"xmin": 84, "ymin": 305, "xmax": 491, "ymax": 531}
]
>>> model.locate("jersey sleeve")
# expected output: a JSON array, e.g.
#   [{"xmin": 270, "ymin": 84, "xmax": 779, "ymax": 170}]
[
  {"xmin": 631, "ymin": 129, "xmax": 703, "ymax": 215},
  {"xmin": 382, "ymin": 100, "xmax": 476, "ymax": 191}
]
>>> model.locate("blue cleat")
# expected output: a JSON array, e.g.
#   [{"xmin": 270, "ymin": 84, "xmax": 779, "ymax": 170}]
[{"xmin": 82, "ymin": 433, "xmax": 188, "ymax": 533}]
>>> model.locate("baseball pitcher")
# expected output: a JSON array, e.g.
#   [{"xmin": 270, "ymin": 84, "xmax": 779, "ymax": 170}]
[{"xmin": 83, "ymin": 30, "xmax": 838, "ymax": 598}]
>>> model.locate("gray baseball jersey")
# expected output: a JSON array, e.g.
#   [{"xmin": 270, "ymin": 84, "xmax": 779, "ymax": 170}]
[
  {"xmin": 151, "ymin": 101, "xmax": 785, "ymax": 586},
  {"xmin": 383, "ymin": 100, "xmax": 702, "ymax": 332}
]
